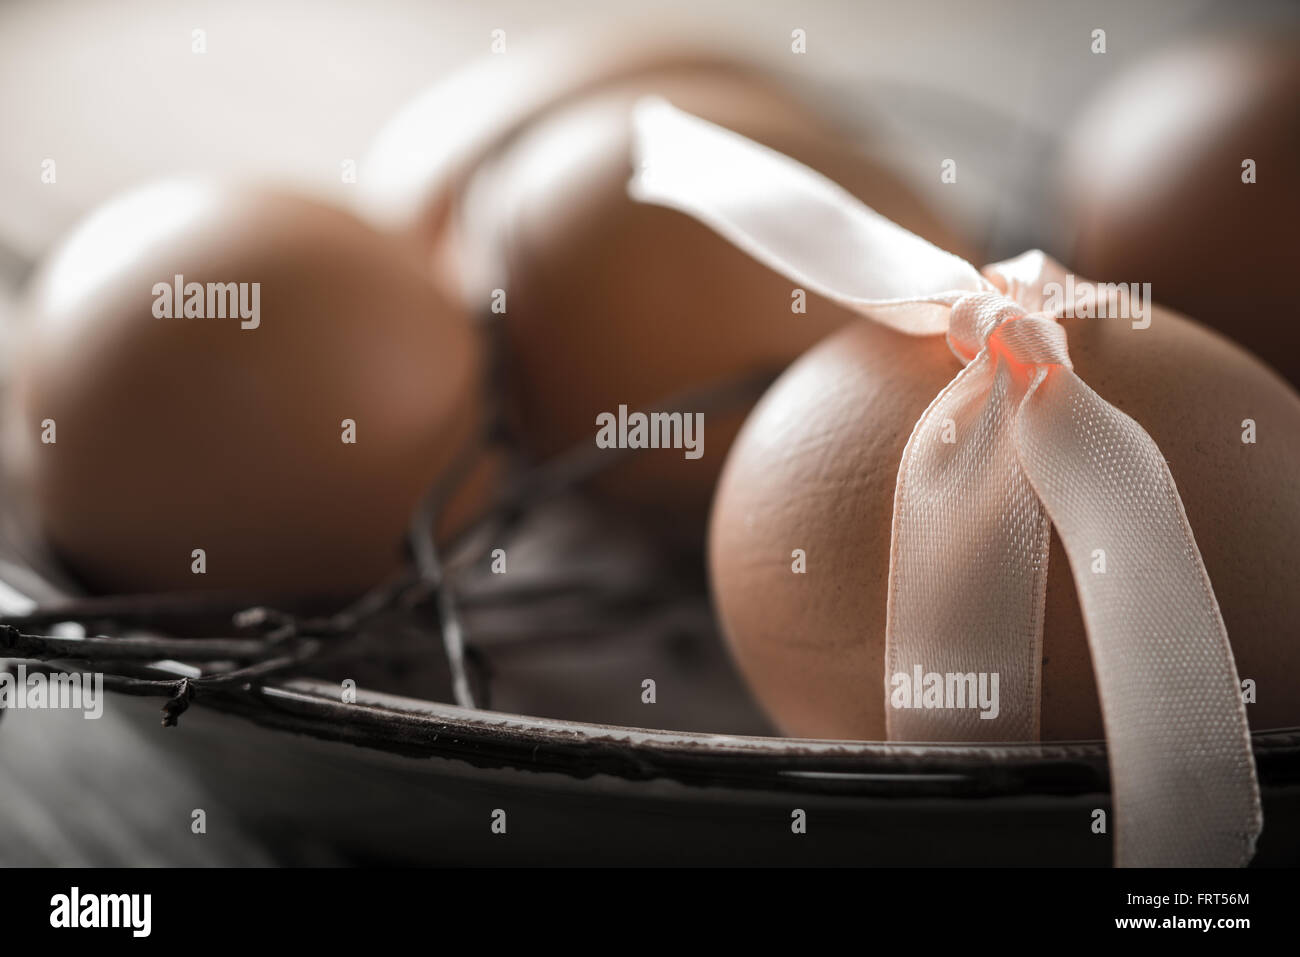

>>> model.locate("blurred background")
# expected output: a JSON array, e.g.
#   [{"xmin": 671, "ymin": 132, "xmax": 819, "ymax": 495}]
[{"xmin": 3, "ymin": 0, "xmax": 1298, "ymax": 373}]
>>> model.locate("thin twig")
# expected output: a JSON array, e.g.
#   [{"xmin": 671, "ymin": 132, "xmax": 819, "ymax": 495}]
[{"xmin": 0, "ymin": 624, "xmax": 269, "ymax": 662}]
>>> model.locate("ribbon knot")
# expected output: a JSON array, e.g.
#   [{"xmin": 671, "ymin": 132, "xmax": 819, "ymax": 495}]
[
  {"xmin": 628, "ymin": 97, "xmax": 1261, "ymax": 867},
  {"xmin": 949, "ymin": 293, "xmax": 1073, "ymax": 371}
]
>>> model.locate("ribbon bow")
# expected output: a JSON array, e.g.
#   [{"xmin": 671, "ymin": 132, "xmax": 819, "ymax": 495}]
[{"xmin": 629, "ymin": 98, "xmax": 1261, "ymax": 867}]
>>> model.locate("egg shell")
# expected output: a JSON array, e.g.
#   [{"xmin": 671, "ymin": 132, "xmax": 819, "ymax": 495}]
[
  {"xmin": 9, "ymin": 182, "xmax": 486, "ymax": 598},
  {"xmin": 1061, "ymin": 28, "xmax": 1300, "ymax": 386},
  {"xmin": 359, "ymin": 27, "xmax": 789, "ymax": 259},
  {"xmin": 709, "ymin": 296, "xmax": 1300, "ymax": 740},
  {"xmin": 492, "ymin": 66, "xmax": 979, "ymax": 531}
]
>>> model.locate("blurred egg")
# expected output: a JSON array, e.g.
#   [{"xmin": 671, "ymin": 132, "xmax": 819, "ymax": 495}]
[
  {"xmin": 359, "ymin": 27, "xmax": 770, "ymax": 263},
  {"xmin": 710, "ymin": 297, "xmax": 1300, "ymax": 741},
  {"xmin": 8, "ymin": 181, "xmax": 487, "ymax": 597},
  {"xmin": 1061, "ymin": 27, "xmax": 1300, "ymax": 386},
  {"xmin": 361, "ymin": 34, "xmax": 976, "ymax": 536},
  {"xmin": 485, "ymin": 66, "xmax": 979, "ymax": 532}
]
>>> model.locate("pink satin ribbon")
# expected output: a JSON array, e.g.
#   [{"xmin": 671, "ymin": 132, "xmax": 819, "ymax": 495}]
[{"xmin": 629, "ymin": 98, "xmax": 1261, "ymax": 867}]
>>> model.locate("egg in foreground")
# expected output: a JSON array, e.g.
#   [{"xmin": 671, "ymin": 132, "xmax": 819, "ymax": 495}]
[{"xmin": 710, "ymin": 294, "xmax": 1300, "ymax": 740}]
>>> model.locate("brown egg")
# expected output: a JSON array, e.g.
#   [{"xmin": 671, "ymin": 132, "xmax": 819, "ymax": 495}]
[
  {"xmin": 710, "ymin": 299, "xmax": 1300, "ymax": 741},
  {"xmin": 490, "ymin": 66, "xmax": 978, "ymax": 531},
  {"xmin": 359, "ymin": 30, "xmax": 774, "ymax": 264},
  {"xmin": 8, "ymin": 181, "xmax": 486, "ymax": 598},
  {"xmin": 1061, "ymin": 28, "xmax": 1300, "ymax": 386},
  {"xmin": 360, "ymin": 34, "xmax": 976, "ymax": 533}
]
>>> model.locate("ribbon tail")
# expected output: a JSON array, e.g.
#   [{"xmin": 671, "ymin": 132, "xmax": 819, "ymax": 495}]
[
  {"xmin": 628, "ymin": 96, "xmax": 987, "ymax": 334},
  {"xmin": 885, "ymin": 351, "xmax": 1049, "ymax": 742},
  {"xmin": 1015, "ymin": 366, "xmax": 1262, "ymax": 867}
]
